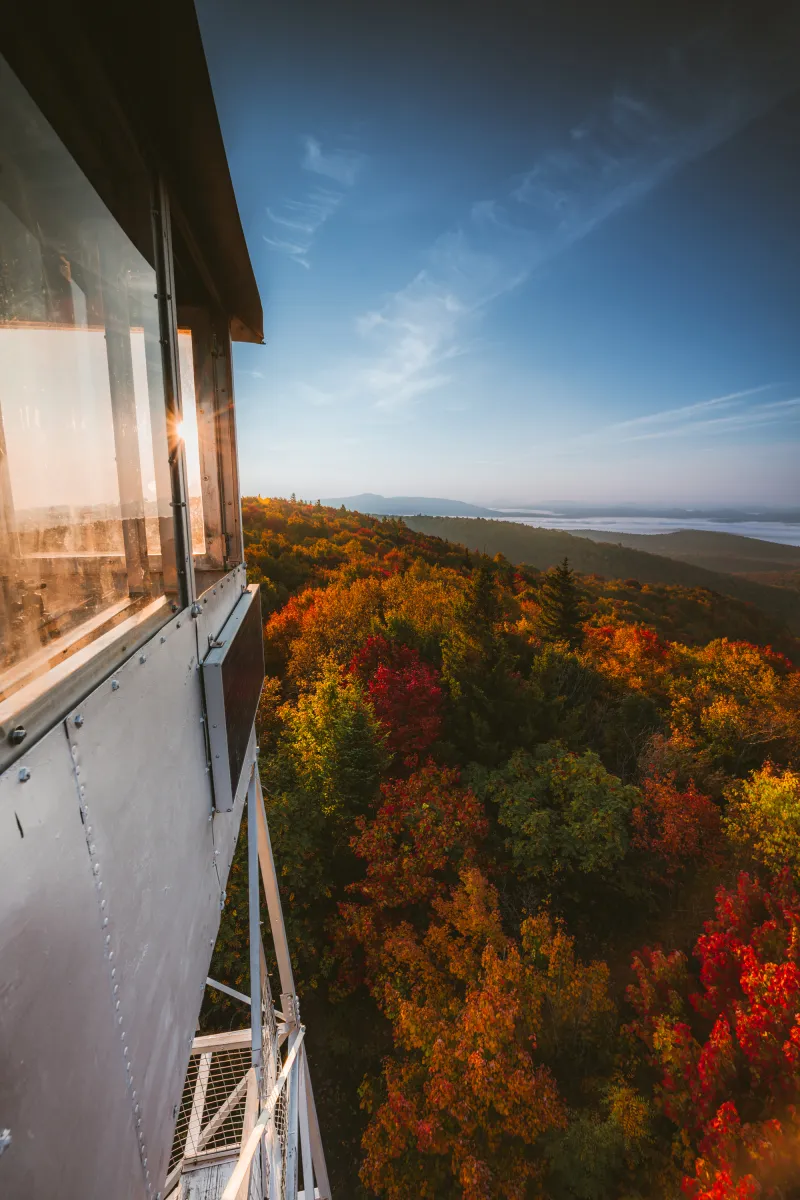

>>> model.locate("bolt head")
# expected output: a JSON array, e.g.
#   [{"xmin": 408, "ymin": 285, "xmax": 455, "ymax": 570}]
[
  {"xmin": 18, "ymin": 767, "xmax": 30, "ymax": 783},
  {"xmin": 73, "ymin": 714, "xmax": 84, "ymax": 727},
  {"xmin": 111, "ymin": 680, "xmax": 120, "ymax": 691}
]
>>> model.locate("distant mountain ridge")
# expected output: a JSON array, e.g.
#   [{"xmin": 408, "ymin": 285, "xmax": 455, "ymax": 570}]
[
  {"xmin": 322, "ymin": 493, "xmax": 800, "ymax": 524},
  {"xmin": 321, "ymin": 493, "xmax": 502, "ymax": 517}
]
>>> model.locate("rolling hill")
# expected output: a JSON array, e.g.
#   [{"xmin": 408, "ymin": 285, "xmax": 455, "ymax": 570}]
[
  {"xmin": 402, "ymin": 516, "xmax": 800, "ymax": 633},
  {"xmin": 572, "ymin": 528, "xmax": 800, "ymax": 576}
]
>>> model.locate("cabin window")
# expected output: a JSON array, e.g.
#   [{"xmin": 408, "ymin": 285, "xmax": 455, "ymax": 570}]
[{"xmin": 0, "ymin": 53, "xmax": 176, "ymax": 704}]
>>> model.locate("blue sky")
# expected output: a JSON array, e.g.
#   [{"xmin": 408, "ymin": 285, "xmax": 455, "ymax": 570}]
[{"xmin": 197, "ymin": 0, "xmax": 800, "ymax": 507}]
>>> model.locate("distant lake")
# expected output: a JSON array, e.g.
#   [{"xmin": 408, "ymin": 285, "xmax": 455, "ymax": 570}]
[{"xmin": 502, "ymin": 516, "xmax": 800, "ymax": 547}]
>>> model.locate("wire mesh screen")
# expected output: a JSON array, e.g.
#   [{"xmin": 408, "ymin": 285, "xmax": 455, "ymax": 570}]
[
  {"xmin": 168, "ymin": 1044, "xmax": 251, "ymax": 1178},
  {"xmin": 274, "ymin": 1083, "xmax": 290, "ymax": 1200},
  {"xmin": 260, "ymin": 953, "xmax": 279, "ymax": 1101}
]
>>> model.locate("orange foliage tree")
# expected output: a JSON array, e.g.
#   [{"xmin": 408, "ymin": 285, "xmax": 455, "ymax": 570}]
[
  {"xmin": 631, "ymin": 772, "xmax": 721, "ymax": 880},
  {"xmin": 359, "ymin": 868, "xmax": 614, "ymax": 1199}
]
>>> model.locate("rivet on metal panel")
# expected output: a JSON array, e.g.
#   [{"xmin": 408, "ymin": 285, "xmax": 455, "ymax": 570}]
[
  {"xmin": 111, "ymin": 679, "xmax": 120, "ymax": 691},
  {"xmin": 18, "ymin": 767, "xmax": 30, "ymax": 782},
  {"xmin": 0, "ymin": 1129, "xmax": 11, "ymax": 1156},
  {"xmin": 73, "ymin": 714, "xmax": 84, "ymax": 727},
  {"xmin": 176, "ymin": 620, "xmax": 182, "ymax": 628},
  {"xmin": 190, "ymin": 602, "xmax": 202, "ymax": 617},
  {"xmin": 160, "ymin": 635, "xmax": 167, "ymax": 643},
  {"xmin": 9, "ymin": 726, "xmax": 26, "ymax": 745},
  {"xmin": 139, "ymin": 654, "xmax": 147, "ymax": 664}
]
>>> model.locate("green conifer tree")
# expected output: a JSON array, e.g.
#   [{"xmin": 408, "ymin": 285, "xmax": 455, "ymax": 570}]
[{"xmin": 539, "ymin": 557, "xmax": 584, "ymax": 648}]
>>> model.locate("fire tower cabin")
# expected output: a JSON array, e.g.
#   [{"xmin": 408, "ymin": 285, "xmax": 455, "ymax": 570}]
[{"xmin": 0, "ymin": 4, "xmax": 329, "ymax": 1198}]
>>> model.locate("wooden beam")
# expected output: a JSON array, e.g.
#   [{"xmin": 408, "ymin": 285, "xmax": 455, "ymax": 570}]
[
  {"xmin": 185, "ymin": 1052, "xmax": 211, "ymax": 1157},
  {"xmin": 254, "ymin": 770, "xmax": 296, "ymax": 999},
  {"xmin": 191, "ymin": 1028, "xmax": 251, "ymax": 1055}
]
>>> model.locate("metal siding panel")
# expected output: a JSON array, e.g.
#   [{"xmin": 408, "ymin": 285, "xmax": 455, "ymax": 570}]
[
  {"xmin": 194, "ymin": 563, "xmax": 249, "ymax": 654},
  {"xmin": 66, "ymin": 615, "xmax": 231, "ymax": 1194},
  {"xmin": 0, "ymin": 722, "xmax": 145, "ymax": 1199}
]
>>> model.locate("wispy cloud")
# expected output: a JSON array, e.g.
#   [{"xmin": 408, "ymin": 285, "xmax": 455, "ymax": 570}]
[
  {"xmin": 582, "ymin": 387, "xmax": 800, "ymax": 447},
  {"xmin": 292, "ymin": 24, "xmax": 797, "ymax": 408},
  {"xmin": 302, "ymin": 136, "xmax": 365, "ymax": 186},
  {"xmin": 265, "ymin": 137, "xmax": 364, "ymax": 268}
]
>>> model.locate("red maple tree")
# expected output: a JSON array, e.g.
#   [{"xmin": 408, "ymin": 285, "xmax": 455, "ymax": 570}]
[{"xmin": 627, "ymin": 870, "xmax": 800, "ymax": 1197}]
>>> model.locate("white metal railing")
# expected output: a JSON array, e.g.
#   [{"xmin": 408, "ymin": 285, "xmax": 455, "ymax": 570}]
[
  {"xmin": 164, "ymin": 1029, "xmax": 253, "ymax": 1195},
  {"xmin": 222, "ymin": 1027, "xmax": 306, "ymax": 1200},
  {"xmin": 164, "ymin": 766, "xmax": 330, "ymax": 1200}
]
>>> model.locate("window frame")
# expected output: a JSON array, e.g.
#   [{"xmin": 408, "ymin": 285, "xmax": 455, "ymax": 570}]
[
  {"xmin": 177, "ymin": 302, "xmax": 244, "ymax": 586},
  {"xmin": 0, "ymin": 177, "xmax": 201, "ymax": 772}
]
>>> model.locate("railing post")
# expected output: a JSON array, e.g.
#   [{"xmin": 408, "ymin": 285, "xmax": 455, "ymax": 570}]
[
  {"xmin": 236, "ymin": 1068, "xmax": 259, "ymax": 1200},
  {"xmin": 284, "ymin": 1031, "xmax": 300, "ymax": 1199},
  {"xmin": 302, "ymin": 1049, "xmax": 331, "ymax": 1199},
  {"xmin": 298, "ymin": 1044, "xmax": 315, "ymax": 1200},
  {"xmin": 247, "ymin": 769, "xmax": 263, "ymax": 1081}
]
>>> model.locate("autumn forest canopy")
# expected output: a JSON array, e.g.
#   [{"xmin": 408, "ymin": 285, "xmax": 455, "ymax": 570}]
[{"xmin": 205, "ymin": 498, "xmax": 800, "ymax": 1200}]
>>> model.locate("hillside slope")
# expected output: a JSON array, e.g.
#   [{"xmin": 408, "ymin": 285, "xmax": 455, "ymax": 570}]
[
  {"xmin": 403, "ymin": 516, "xmax": 800, "ymax": 632},
  {"xmin": 572, "ymin": 527, "xmax": 800, "ymax": 575}
]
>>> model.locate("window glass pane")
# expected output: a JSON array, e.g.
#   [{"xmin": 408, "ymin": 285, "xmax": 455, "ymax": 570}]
[
  {"xmin": 177, "ymin": 329, "xmax": 206, "ymax": 555},
  {"xmin": 0, "ymin": 53, "xmax": 174, "ymax": 704}
]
